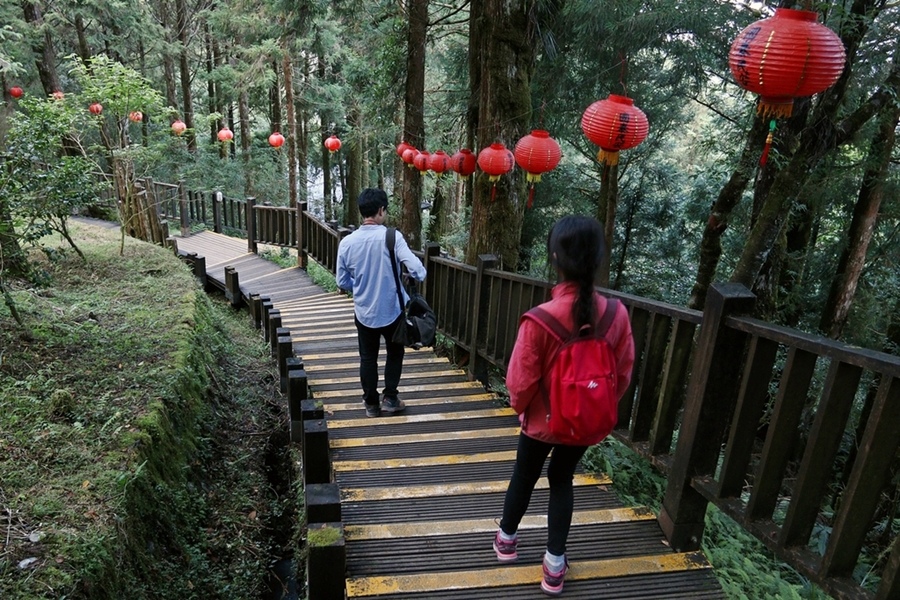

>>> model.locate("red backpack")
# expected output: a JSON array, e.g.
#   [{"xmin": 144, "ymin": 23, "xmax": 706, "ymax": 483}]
[{"xmin": 523, "ymin": 298, "xmax": 620, "ymax": 445}]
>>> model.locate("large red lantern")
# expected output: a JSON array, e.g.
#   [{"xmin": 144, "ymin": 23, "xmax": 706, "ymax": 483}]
[
  {"xmin": 324, "ymin": 135, "xmax": 341, "ymax": 153},
  {"xmin": 401, "ymin": 147, "xmax": 418, "ymax": 168},
  {"xmin": 171, "ymin": 120, "xmax": 187, "ymax": 135},
  {"xmin": 428, "ymin": 150, "xmax": 450, "ymax": 176},
  {"xmin": 449, "ymin": 149, "xmax": 477, "ymax": 179},
  {"xmin": 217, "ymin": 126, "xmax": 234, "ymax": 142},
  {"xmin": 413, "ymin": 151, "xmax": 431, "ymax": 175},
  {"xmin": 89, "ymin": 102, "xmax": 103, "ymax": 115},
  {"xmin": 128, "ymin": 111, "xmax": 143, "ymax": 123},
  {"xmin": 729, "ymin": 8, "xmax": 845, "ymax": 119},
  {"xmin": 268, "ymin": 132, "xmax": 285, "ymax": 148},
  {"xmin": 10, "ymin": 87, "xmax": 23, "ymax": 99},
  {"xmin": 514, "ymin": 130, "xmax": 561, "ymax": 208},
  {"xmin": 581, "ymin": 94, "xmax": 649, "ymax": 166}
]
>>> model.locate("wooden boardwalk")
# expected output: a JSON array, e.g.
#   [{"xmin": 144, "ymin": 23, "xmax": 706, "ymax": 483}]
[{"xmin": 164, "ymin": 229, "xmax": 725, "ymax": 598}]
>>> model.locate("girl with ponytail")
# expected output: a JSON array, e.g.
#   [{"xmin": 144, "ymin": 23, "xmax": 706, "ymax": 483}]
[{"xmin": 493, "ymin": 215, "xmax": 635, "ymax": 596}]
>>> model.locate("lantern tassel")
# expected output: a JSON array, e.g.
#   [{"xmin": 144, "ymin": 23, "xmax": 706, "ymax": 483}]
[
  {"xmin": 598, "ymin": 149, "xmax": 620, "ymax": 166},
  {"xmin": 759, "ymin": 120, "xmax": 777, "ymax": 167},
  {"xmin": 527, "ymin": 185, "xmax": 535, "ymax": 209}
]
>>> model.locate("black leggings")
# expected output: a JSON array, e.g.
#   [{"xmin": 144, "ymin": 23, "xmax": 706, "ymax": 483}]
[{"xmin": 499, "ymin": 433, "xmax": 589, "ymax": 556}]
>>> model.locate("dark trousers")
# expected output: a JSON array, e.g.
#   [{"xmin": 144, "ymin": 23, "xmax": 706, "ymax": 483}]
[
  {"xmin": 355, "ymin": 315, "xmax": 405, "ymax": 406},
  {"xmin": 500, "ymin": 433, "xmax": 589, "ymax": 556}
]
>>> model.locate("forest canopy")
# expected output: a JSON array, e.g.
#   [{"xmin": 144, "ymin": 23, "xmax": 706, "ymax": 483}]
[{"xmin": 1, "ymin": 0, "xmax": 897, "ymax": 355}]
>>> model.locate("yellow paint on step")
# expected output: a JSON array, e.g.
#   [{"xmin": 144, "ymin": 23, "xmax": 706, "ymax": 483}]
[
  {"xmin": 346, "ymin": 551, "xmax": 711, "ymax": 596},
  {"xmin": 325, "ymin": 393, "xmax": 498, "ymax": 414},
  {"xmin": 344, "ymin": 507, "xmax": 655, "ymax": 540},
  {"xmin": 311, "ymin": 369, "xmax": 467, "ymax": 386},
  {"xmin": 328, "ymin": 407, "xmax": 515, "ymax": 429},
  {"xmin": 330, "ymin": 426, "xmax": 519, "ymax": 448},
  {"xmin": 341, "ymin": 473, "xmax": 610, "ymax": 502},
  {"xmin": 333, "ymin": 450, "xmax": 517, "ymax": 471},
  {"xmin": 305, "ymin": 355, "xmax": 450, "ymax": 372},
  {"xmin": 314, "ymin": 380, "xmax": 487, "ymax": 399}
]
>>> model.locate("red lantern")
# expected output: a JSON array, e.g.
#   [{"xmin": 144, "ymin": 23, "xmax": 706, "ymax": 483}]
[
  {"xmin": 514, "ymin": 130, "xmax": 561, "ymax": 208},
  {"xmin": 477, "ymin": 143, "xmax": 515, "ymax": 182},
  {"xmin": 401, "ymin": 147, "xmax": 418, "ymax": 168},
  {"xmin": 268, "ymin": 132, "xmax": 285, "ymax": 148},
  {"xmin": 217, "ymin": 126, "xmax": 234, "ymax": 142},
  {"xmin": 413, "ymin": 151, "xmax": 431, "ymax": 175},
  {"xmin": 729, "ymin": 8, "xmax": 845, "ymax": 119},
  {"xmin": 52, "ymin": 91, "xmax": 64, "ymax": 101},
  {"xmin": 9, "ymin": 87, "xmax": 23, "ymax": 99},
  {"xmin": 128, "ymin": 111, "xmax": 143, "ymax": 123},
  {"xmin": 449, "ymin": 149, "xmax": 477, "ymax": 179},
  {"xmin": 477, "ymin": 142, "xmax": 515, "ymax": 201},
  {"xmin": 324, "ymin": 135, "xmax": 341, "ymax": 153},
  {"xmin": 428, "ymin": 150, "xmax": 450, "ymax": 176},
  {"xmin": 581, "ymin": 94, "xmax": 649, "ymax": 166},
  {"xmin": 171, "ymin": 120, "xmax": 187, "ymax": 135},
  {"xmin": 89, "ymin": 102, "xmax": 103, "ymax": 115},
  {"xmin": 397, "ymin": 140, "xmax": 414, "ymax": 157}
]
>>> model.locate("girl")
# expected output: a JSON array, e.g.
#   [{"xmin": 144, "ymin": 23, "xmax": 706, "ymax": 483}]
[{"xmin": 493, "ymin": 215, "xmax": 635, "ymax": 595}]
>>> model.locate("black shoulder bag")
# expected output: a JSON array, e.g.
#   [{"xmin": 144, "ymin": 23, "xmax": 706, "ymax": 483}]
[{"xmin": 386, "ymin": 227, "xmax": 436, "ymax": 349}]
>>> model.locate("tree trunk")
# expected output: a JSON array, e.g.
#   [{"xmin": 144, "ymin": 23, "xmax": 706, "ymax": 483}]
[
  {"xmin": 399, "ymin": 0, "xmax": 427, "ymax": 249},
  {"xmin": 613, "ymin": 188, "xmax": 640, "ymax": 290},
  {"xmin": 73, "ymin": 13, "xmax": 91, "ymax": 67},
  {"xmin": 346, "ymin": 107, "xmax": 362, "ymax": 228},
  {"xmin": 175, "ymin": 0, "xmax": 196, "ymax": 151},
  {"xmin": 22, "ymin": 0, "xmax": 62, "ymax": 95},
  {"xmin": 162, "ymin": 2, "xmax": 179, "ymax": 115},
  {"xmin": 687, "ymin": 115, "xmax": 769, "ymax": 309},
  {"xmin": 819, "ymin": 101, "xmax": 899, "ymax": 338},
  {"xmin": 270, "ymin": 60, "xmax": 282, "ymax": 133},
  {"xmin": 282, "ymin": 51, "xmax": 298, "ymax": 209},
  {"xmin": 238, "ymin": 88, "xmax": 252, "ymax": 196},
  {"xmin": 596, "ymin": 162, "xmax": 617, "ymax": 287},
  {"xmin": 297, "ymin": 54, "xmax": 309, "ymax": 203},
  {"xmin": 465, "ymin": 0, "xmax": 533, "ymax": 269}
]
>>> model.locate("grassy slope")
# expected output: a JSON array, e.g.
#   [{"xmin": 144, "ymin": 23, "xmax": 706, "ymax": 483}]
[{"xmin": 0, "ymin": 222, "xmax": 295, "ymax": 599}]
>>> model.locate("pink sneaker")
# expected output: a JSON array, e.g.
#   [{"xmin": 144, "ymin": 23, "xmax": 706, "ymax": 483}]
[
  {"xmin": 493, "ymin": 530, "xmax": 518, "ymax": 563},
  {"xmin": 541, "ymin": 557, "xmax": 569, "ymax": 596}
]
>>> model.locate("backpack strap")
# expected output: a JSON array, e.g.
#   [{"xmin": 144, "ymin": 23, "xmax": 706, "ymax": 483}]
[
  {"xmin": 385, "ymin": 227, "xmax": 405, "ymax": 314},
  {"xmin": 594, "ymin": 298, "xmax": 619, "ymax": 339},
  {"xmin": 524, "ymin": 297, "xmax": 620, "ymax": 342}
]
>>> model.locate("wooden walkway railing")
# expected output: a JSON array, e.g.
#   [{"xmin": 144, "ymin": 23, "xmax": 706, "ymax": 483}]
[{"xmin": 93, "ymin": 173, "xmax": 900, "ymax": 599}]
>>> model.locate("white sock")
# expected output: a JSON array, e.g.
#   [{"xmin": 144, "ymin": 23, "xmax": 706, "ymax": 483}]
[
  {"xmin": 498, "ymin": 529, "xmax": 517, "ymax": 542},
  {"xmin": 544, "ymin": 551, "xmax": 565, "ymax": 571}
]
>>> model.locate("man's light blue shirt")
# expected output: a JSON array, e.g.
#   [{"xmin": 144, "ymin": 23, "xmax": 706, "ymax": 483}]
[{"xmin": 336, "ymin": 224, "xmax": 427, "ymax": 328}]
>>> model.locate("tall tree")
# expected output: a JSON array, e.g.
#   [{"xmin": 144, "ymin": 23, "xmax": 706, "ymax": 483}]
[
  {"xmin": 22, "ymin": 0, "xmax": 61, "ymax": 94},
  {"xmin": 398, "ymin": 0, "xmax": 427, "ymax": 248}
]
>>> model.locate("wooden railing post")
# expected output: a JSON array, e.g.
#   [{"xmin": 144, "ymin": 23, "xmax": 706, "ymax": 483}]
[
  {"xmin": 306, "ymin": 522, "xmax": 346, "ymax": 600},
  {"xmin": 468, "ymin": 254, "xmax": 498, "ymax": 383},
  {"xmin": 306, "ymin": 483, "xmax": 341, "ymax": 523},
  {"xmin": 658, "ymin": 283, "xmax": 755, "ymax": 551},
  {"xmin": 303, "ymin": 419, "xmax": 331, "ymax": 485},
  {"xmin": 247, "ymin": 196, "xmax": 258, "ymax": 253},
  {"xmin": 297, "ymin": 201, "xmax": 308, "ymax": 268},
  {"xmin": 224, "ymin": 266, "xmax": 243, "ymax": 308},
  {"xmin": 422, "ymin": 242, "xmax": 440, "ymax": 303},
  {"xmin": 213, "ymin": 191, "xmax": 223, "ymax": 233},
  {"xmin": 178, "ymin": 180, "xmax": 189, "ymax": 237},
  {"xmin": 287, "ymin": 370, "xmax": 309, "ymax": 443}
]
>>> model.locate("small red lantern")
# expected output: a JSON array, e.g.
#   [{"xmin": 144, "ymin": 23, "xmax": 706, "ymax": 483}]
[
  {"xmin": 324, "ymin": 135, "xmax": 341, "ymax": 153},
  {"xmin": 514, "ymin": 130, "xmax": 561, "ymax": 208},
  {"xmin": 9, "ymin": 87, "xmax": 23, "ymax": 99},
  {"xmin": 52, "ymin": 90, "xmax": 64, "ymax": 101},
  {"xmin": 428, "ymin": 150, "xmax": 450, "ymax": 176},
  {"xmin": 268, "ymin": 132, "xmax": 285, "ymax": 148},
  {"xmin": 477, "ymin": 142, "xmax": 515, "ymax": 201},
  {"xmin": 397, "ymin": 140, "xmax": 414, "ymax": 157},
  {"xmin": 217, "ymin": 126, "xmax": 234, "ymax": 142},
  {"xmin": 401, "ymin": 147, "xmax": 418, "ymax": 168},
  {"xmin": 581, "ymin": 94, "xmax": 649, "ymax": 166},
  {"xmin": 449, "ymin": 149, "xmax": 477, "ymax": 179},
  {"xmin": 413, "ymin": 151, "xmax": 431, "ymax": 175},
  {"xmin": 128, "ymin": 111, "xmax": 143, "ymax": 123},
  {"xmin": 89, "ymin": 102, "xmax": 103, "ymax": 115},
  {"xmin": 171, "ymin": 120, "xmax": 187, "ymax": 135},
  {"xmin": 729, "ymin": 8, "xmax": 845, "ymax": 119}
]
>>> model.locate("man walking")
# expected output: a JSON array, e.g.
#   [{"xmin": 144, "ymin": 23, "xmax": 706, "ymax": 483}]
[{"xmin": 336, "ymin": 189, "xmax": 427, "ymax": 417}]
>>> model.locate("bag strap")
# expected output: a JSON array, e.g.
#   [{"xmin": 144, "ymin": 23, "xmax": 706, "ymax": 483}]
[{"xmin": 385, "ymin": 227, "xmax": 405, "ymax": 314}]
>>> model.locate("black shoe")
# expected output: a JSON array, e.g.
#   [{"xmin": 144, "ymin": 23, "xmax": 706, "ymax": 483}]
[
  {"xmin": 365, "ymin": 404, "xmax": 381, "ymax": 418},
  {"xmin": 381, "ymin": 395, "xmax": 406, "ymax": 414}
]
